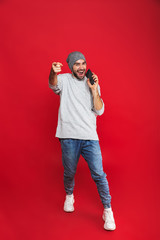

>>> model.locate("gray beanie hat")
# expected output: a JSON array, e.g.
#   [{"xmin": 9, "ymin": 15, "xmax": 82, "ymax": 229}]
[{"xmin": 66, "ymin": 51, "xmax": 86, "ymax": 71}]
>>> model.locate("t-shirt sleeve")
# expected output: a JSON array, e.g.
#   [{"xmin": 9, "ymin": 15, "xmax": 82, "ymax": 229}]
[
  {"xmin": 92, "ymin": 84, "xmax": 105, "ymax": 116},
  {"xmin": 48, "ymin": 74, "xmax": 63, "ymax": 95}
]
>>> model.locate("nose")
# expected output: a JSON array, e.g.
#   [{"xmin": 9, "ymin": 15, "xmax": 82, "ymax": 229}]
[{"xmin": 79, "ymin": 64, "xmax": 85, "ymax": 69}]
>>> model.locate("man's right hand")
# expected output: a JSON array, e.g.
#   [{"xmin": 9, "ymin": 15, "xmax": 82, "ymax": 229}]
[
  {"xmin": 49, "ymin": 62, "xmax": 63, "ymax": 86},
  {"xmin": 52, "ymin": 62, "xmax": 63, "ymax": 74}
]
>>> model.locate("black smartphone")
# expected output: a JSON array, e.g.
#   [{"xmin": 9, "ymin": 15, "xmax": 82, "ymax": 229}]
[{"xmin": 86, "ymin": 69, "xmax": 94, "ymax": 85}]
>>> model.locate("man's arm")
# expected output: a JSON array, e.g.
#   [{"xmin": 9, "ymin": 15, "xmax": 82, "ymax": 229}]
[
  {"xmin": 91, "ymin": 88, "xmax": 103, "ymax": 111},
  {"xmin": 87, "ymin": 72, "xmax": 104, "ymax": 115}
]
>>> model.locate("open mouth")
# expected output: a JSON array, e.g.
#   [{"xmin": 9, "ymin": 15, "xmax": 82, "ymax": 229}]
[{"xmin": 77, "ymin": 71, "xmax": 84, "ymax": 76}]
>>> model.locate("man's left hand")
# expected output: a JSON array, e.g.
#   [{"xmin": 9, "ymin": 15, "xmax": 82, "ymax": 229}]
[{"xmin": 87, "ymin": 72, "xmax": 99, "ymax": 92}]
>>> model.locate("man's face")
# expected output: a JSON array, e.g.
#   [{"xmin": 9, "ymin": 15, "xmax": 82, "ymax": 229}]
[{"xmin": 72, "ymin": 59, "xmax": 87, "ymax": 80}]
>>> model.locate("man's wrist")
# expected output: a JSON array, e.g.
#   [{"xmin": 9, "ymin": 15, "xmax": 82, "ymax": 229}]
[
  {"xmin": 91, "ymin": 87, "xmax": 99, "ymax": 97},
  {"xmin": 51, "ymin": 68, "xmax": 57, "ymax": 76}
]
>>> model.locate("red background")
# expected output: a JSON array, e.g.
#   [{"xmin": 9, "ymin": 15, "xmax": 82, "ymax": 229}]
[{"xmin": 0, "ymin": 0, "xmax": 160, "ymax": 239}]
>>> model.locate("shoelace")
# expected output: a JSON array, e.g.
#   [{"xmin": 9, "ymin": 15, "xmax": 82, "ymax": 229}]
[
  {"xmin": 104, "ymin": 210, "xmax": 114, "ymax": 223},
  {"xmin": 65, "ymin": 196, "xmax": 73, "ymax": 206}
]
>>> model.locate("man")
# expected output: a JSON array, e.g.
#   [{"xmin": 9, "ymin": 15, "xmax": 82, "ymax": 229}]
[{"xmin": 49, "ymin": 51, "xmax": 116, "ymax": 231}]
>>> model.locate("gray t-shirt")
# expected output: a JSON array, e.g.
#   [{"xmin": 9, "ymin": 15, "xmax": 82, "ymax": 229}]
[{"xmin": 49, "ymin": 73, "xmax": 104, "ymax": 140}]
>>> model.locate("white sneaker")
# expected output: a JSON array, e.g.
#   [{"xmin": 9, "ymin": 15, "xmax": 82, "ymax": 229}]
[
  {"xmin": 64, "ymin": 194, "xmax": 75, "ymax": 212},
  {"xmin": 102, "ymin": 208, "xmax": 116, "ymax": 231}
]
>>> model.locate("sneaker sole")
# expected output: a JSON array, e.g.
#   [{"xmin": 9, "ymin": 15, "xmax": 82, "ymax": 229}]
[
  {"xmin": 64, "ymin": 207, "xmax": 74, "ymax": 212},
  {"xmin": 104, "ymin": 225, "xmax": 116, "ymax": 231}
]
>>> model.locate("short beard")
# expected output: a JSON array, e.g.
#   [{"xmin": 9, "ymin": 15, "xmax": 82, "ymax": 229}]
[{"xmin": 73, "ymin": 71, "xmax": 85, "ymax": 80}]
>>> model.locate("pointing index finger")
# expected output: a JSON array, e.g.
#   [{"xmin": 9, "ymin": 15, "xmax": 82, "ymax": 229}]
[{"xmin": 56, "ymin": 62, "xmax": 63, "ymax": 66}]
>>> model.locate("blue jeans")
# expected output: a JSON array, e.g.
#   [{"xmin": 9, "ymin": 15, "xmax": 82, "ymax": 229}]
[{"xmin": 60, "ymin": 139, "xmax": 111, "ymax": 208}]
